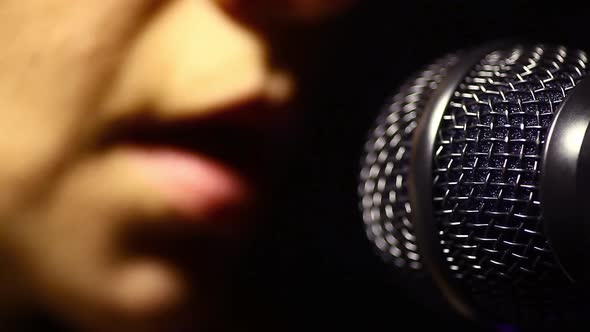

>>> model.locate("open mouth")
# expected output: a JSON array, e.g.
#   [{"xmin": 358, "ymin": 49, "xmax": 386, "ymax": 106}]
[
  {"xmin": 97, "ymin": 103, "xmax": 291, "ymax": 181},
  {"xmin": 91, "ymin": 99, "xmax": 295, "ymax": 231}
]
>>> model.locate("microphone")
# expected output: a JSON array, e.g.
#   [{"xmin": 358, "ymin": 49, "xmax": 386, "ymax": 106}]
[{"xmin": 359, "ymin": 42, "xmax": 590, "ymax": 328}]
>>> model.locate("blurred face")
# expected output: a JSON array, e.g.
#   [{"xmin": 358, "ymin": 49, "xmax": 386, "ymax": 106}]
[{"xmin": 0, "ymin": 1, "xmax": 350, "ymax": 331}]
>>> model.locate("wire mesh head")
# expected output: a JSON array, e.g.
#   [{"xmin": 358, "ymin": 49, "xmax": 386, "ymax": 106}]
[
  {"xmin": 361, "ymin": 43, "xmax": 590, "ymax": 327},
  {"xmin": 359, "ymin": 54, "xmax": 458, "ymax": 272},
  {"xmin": 432, "ymin": 44, "xmax": 589, "ymax": 323}
]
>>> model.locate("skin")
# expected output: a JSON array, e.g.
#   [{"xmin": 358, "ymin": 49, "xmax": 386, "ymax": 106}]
[{"xmin": 0, "ymin": 1, "xmax": 352, "ymax": 331}]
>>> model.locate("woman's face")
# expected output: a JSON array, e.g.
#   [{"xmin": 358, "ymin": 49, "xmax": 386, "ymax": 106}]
[{"xmin": 0, "ymin": 1, "xmax": 349, "ymax": 330}]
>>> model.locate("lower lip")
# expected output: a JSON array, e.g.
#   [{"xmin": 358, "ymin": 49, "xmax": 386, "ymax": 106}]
[{"xmin": 126, "ymin": 146, "xmax": 249, "ymax": 221}]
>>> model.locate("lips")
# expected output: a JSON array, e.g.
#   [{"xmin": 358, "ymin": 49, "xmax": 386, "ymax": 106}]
[
  {"xmin": 96, "ymin": 103, "xmax": 288, "ymax": 227},
  {"xmin": 125, "ymin": 146, "xmax": 249, "ymax": 221}
]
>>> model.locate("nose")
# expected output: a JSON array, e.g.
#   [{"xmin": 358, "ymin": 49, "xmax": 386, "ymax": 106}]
[{"xmin": 99, "ymin": 0, "xmax": 292, "ymax": 123}]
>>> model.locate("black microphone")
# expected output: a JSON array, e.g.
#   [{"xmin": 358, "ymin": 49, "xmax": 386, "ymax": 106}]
[{"xmin": 359, "ymin": 42, "xmax": 590, "ymax": 329}]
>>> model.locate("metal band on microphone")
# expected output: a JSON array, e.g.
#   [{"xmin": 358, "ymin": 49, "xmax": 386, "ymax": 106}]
[
  {"xmin": 409, "ymin": 42, "xmax": 509, "ymax": 320},
  {"xmin": 543, "ymin": 74, "xmax": 590, "ymax": 284}
]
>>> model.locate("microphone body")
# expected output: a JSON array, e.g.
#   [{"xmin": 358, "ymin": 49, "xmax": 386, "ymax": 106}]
[{"xmin": 359, "ymin": 42, "xmax": 590, "ymax": 328}]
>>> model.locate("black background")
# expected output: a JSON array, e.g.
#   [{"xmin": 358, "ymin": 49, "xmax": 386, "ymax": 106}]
[{"xmin": 234, "ymin": 2, "xmax": 590, "ymax": 332}]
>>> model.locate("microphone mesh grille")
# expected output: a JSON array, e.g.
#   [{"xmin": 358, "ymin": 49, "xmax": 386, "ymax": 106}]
[
  {"xmin": 433, "ymin": 44, "xmax": 588, "ymax": 318},
  {"xmin": 360, "ymin": 54, "xmax": 458, "ymax": 270}
]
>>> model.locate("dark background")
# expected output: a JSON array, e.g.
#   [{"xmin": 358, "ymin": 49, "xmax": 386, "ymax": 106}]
[{"xmin": 234, "ymin": 2, "xmax": 590, "ymax": 332}]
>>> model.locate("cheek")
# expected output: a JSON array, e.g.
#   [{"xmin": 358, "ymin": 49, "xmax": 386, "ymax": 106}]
[{"xmin": 0, "ymin": 0, "xmax": 162, "ymax": 211}]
